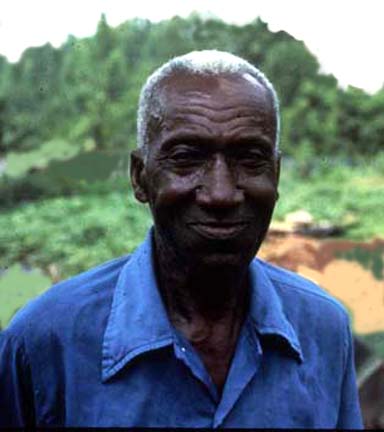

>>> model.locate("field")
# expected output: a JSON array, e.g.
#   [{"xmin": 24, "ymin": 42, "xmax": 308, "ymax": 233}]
[{"xmin": 1, "ymin": 151, "xmax": 383, "ymax": 334}]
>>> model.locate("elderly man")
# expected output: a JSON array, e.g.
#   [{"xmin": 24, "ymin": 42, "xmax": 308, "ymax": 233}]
[{"xmin": 0, "ymin": 50, "xmax": 362, "ymax": 428}]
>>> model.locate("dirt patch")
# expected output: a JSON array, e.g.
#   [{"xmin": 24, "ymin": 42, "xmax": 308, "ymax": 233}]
[{"xmin": 259, "ymin": 235, "xmax": 384, "ymax": 334}]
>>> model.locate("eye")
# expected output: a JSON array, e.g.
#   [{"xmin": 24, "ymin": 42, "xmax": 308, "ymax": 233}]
[
  {"xmin": 236, "ymin": 150, "xmax": 268, "ymax": 169},
  {"xmin": 167, "ymin": 145, "xmax": 206, "ymax": 168},
  {"xmin": 170, "ymin": 149, "xmax": 194, "ymax": 161}
]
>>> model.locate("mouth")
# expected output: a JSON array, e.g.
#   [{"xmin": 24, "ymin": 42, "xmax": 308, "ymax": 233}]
[{"xmin": 188, "ymin": 221, "xmax": 249, "ymax": 239}]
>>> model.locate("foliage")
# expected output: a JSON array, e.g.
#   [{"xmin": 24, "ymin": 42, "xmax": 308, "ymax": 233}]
[
  {"xmin": 5, "ymin": 139, "xmax": 84, "ymax": 178},
  {"xmin": 0, "ymin": 265, "xmax": 50, "ymax": 330},
  {"xmin": 0, "ymin": 14, "xmax": 383, "ymax": 163},
  {"xmin": 1, "ymin": 13, "xmax": 383, "ymax": 335},
  {"xmin": 273, "ymin": 155, "xmax": 384, "ymax": 240},
  {"xmin": 0, "ymin": 183, "xmax": 152, "ymax": 278},
  {"xmin": 0, "ymin": 149, "xmax": 129, "ymax": 207},
  {"xmin": 1, "ymin": 159, "xmax": 383, "ymax": 284}
]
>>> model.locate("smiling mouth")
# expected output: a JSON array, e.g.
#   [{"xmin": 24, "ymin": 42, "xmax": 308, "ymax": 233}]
[{"xmin": 188, "ymin": 221, "xmax": 249, "ymax": 239}]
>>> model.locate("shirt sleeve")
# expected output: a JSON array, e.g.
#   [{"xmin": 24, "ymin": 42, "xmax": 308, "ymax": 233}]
[
  {"xmin": 336, "ymin": 320, "xmax": 364, "ymax": 429},
  {"xmin": 0, "ymin": 331, "xmax": 36, "ymax": 427}
]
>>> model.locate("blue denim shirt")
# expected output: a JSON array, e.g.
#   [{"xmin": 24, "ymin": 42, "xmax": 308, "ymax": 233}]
[{"xmin": 0, "ymin": 230, "xmax": 363, "ymax": 428}]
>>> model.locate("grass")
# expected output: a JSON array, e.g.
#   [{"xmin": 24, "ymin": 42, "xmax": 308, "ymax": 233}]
[
  {"xmin": 1, "ymin": 156, "xmax": 383, "ymax": 279},
  {"xmin": 0, "ymin": 185, "xmax": 152, "ymax": 278},
  {"xmin": 4, "ymin": 139, "xmax": 86, "ymax": 178},
  {"xmin": 1, "ymin": 148, "xmax": 132, "ymax": 207},
  {"xmin": 0, "ymin": 155, "xmax": 383, "ymax": 330},
  {"xmin": 274, "ymin": 157, "xmax": 384, "ymax": 240},
  {"xmin": 0, "ymin": 264, "xmax": 51, "ymax": 330}
]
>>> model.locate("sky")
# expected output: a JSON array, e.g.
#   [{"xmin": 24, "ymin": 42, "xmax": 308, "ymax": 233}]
[{"xmin": 0, "ymin": 0, "xmax": 383, "ymax": 93}]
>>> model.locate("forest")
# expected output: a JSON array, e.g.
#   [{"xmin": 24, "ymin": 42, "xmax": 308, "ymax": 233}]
[
  {"xmin": 1, "ymin": 15, "xmax": 383, "ymax": 425},
  {"xmin": 0, "ymin": 13, "xmax": 383, "ymax": 279}
]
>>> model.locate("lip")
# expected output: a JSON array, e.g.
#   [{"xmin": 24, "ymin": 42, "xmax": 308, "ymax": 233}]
[{"xmin": 188, "ymin": 221, "xmax": 249, "ymax": 239}]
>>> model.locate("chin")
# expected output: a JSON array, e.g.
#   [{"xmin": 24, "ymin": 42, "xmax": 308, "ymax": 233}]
[
  {"xmin": 198, "ymin": 252, "xmax": 247, "ymax": 269},
  {"xmin": 193, "ymin": 238, "xmax": 260, "ymax": 269},
  {"xmin": 156, "ymin": 222, "xmax": 265, "ymax": 267}
]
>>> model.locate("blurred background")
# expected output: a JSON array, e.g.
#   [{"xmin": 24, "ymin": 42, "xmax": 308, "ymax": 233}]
[{"xmin": 0, "ymin": 0, "xmax": 383, "ymax": 426}]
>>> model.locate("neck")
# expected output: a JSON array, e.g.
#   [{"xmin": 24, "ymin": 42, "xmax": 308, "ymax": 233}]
[{"xmin": 153, "ymin": 230, "xmax": 250, "ymax": 326}]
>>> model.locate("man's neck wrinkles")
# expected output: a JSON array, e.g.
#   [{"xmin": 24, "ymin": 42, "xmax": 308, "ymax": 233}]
[{"xmin": 154, "ymin": 233, "xmax": 249, "ymax": 324}]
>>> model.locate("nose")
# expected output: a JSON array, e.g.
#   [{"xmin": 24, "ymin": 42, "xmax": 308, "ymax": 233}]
[{"xmin": 195, "ymin": 155, "xmax": 243, "ymax": 208}]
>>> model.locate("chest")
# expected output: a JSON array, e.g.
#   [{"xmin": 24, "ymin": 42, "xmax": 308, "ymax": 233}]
[
  {"xmin": 32, "ymin": 346, "xmax": 340, "ymax": 428},
  {"xmin": 173, "ymin": 316, "xmax": 241, "ymax": 392},
  {"xmin": 193, "ymin": 342, "xmax": 236, "ymax": 393}
]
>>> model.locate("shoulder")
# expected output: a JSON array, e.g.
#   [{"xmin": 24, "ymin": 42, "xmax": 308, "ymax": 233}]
[
  {"xmin": 255, "ymin": 258, "xmax": 350, "ymax": 333},
  {"xmin": 254, "ymin": 258, "xmax": 353, "ymax": 370},
  {"xmin": 257, "ymin": 258, "xmax": 348, "ymax": 312},
  {"xmin": 4, "ymin": 254, "xmax": 131, "ymax": 342}
]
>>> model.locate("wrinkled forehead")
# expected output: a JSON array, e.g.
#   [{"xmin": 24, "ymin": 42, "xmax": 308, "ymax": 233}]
[{"xmin": 157, "ymin": 71, "xmax": 274, "ymax": 114}]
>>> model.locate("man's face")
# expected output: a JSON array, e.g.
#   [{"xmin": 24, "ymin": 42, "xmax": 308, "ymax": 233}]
[{"xmin": 132, "ymin": 73, "xmax": 280, "ymax": 268}]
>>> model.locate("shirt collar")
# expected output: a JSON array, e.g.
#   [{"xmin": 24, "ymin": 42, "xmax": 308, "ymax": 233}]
[
  {"xmin": 248, "ymin": 259, "xmax": 304, "ymax": 363},
  {"xmin": 101, "ymin": 229, "xmax": 303, "ymax": 382},
  {"xmin": 101, "ymin": 230, "xmax": 174, "ymax": 382}
]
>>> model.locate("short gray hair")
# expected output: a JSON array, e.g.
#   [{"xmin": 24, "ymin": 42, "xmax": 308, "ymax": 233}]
[{"xmin": 137, "ymin": 50, "xmax": 280, "ymax": 157}]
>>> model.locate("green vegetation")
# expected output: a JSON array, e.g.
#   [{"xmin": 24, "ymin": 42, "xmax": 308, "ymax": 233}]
[
  {"xmin": 4, "ymin": 139, "xmax": 86, "ymax": 178},
  {"xmin": 0, "ymin": 264, "xmax": 51, "ymax": 330},
  {"xmin": 275, "ymin": 155, "xmax": 384, "ymax": 240},
  {"xmin": 360, "ymin": 332, "xmax": 384, "ymax": 359},
  {"xmin": 0, "ymin": 14, "xmax": 383, "ymax": 336},
  {"xmin": 0, "ymin": 180, "xmax": 151, "ymax": 278},
  {"xmin": 1, "ymin": 158, "xmax": 382, "ymax": 282},
  {"xmin": 336, "ymin": 240, "xmax": 384, "ymax": 281},
  {"xmin": 1, "ymin": 14, "xmax": 384, "ymax": 163}
]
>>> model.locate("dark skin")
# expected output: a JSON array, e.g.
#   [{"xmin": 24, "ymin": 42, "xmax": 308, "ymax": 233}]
[{"xmin": 131, "ymin": 72, "xmax": 280, "ymax": 394}]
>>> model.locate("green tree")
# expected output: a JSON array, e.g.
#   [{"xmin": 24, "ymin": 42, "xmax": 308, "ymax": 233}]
[{"xmin": 263, "ymin": 40, "xmax": 320, "ymax": 106}]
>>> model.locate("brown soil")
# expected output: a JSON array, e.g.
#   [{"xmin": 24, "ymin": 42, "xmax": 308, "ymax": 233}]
[{"xmin": 259, "ymin": 234, "xmax": 384, "ymax": 334}]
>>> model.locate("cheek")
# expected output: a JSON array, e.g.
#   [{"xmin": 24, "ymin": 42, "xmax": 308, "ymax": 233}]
[
  {"xmin": 243, "ymin": 176, "xmax": 278, "ymax": 205},
  {"xmin": 149, "ymin": 172, "xmax": 199, "ymax": 208}
]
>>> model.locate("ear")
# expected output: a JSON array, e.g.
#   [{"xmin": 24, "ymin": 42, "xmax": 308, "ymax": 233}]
[{"xmin": 130, "ymin": 149, "xmax": 149, "ymax": 203}]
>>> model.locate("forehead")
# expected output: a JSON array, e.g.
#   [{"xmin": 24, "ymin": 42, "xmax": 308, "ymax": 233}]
[{"xmin": 155, "ymin": 72, "xmax": 276, "ymax": 141}]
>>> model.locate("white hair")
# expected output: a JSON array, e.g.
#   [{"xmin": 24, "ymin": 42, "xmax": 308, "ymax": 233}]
[{"xmin": 137, "ymin": 50, "xmax": 280, "ymax": 157}]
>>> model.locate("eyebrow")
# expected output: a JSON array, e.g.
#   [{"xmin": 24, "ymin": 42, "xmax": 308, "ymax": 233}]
[
  {"xmin": 160, "ymin": 132, "xmax": 274, "ymax": 150},
  {"xmin": 229, "ymin": 134, "xmax": 274, "ymax": 149},
  {"xmin": 159, "ymin": 133, "xmax": 212, "ymax": 151}
]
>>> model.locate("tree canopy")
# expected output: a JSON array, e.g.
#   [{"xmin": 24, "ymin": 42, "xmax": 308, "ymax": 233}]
[{"xmin": 0, "ymin": 14, "xmax": 383, "ymax": 162}]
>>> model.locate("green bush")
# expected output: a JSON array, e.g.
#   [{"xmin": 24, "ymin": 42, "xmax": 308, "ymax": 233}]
[
  {"xmin": 0, "ymin": 150, "xmax": 131, "ymax": 208},
  {"xmin": 0, "ymin": 189, "xmax": 152, "ymax": 278},
  {"xmin": 274, "ymin": 157, "xmax": 384, "ymax": 240},
  {"xmin": 1, "ymin": 157, "xmax": 383, "ymax": 281}
]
